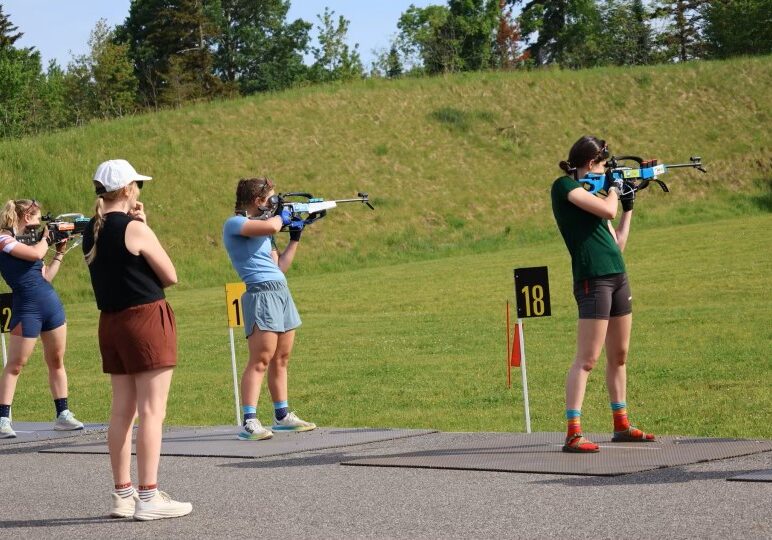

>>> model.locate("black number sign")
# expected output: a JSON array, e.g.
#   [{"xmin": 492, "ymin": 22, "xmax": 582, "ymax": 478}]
[{"xmin": 514, "ymin": 267, "xmax": 551, "ymax": 318}]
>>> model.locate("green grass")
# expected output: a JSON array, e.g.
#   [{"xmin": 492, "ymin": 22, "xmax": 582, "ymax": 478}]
[
  {"xmin": 9, "ymin": 215, "xmax": 771, "ymax": 438},
  {"xmin": 1, "ymin": 57, "xmax": 770, "ymax": 438},
  {"xmin": 0, "ymin": 56, "xmax": 770, "ymax": 302}
]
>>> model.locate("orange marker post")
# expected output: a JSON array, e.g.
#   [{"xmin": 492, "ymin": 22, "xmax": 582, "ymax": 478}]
[{"xmin": 506, "ymin": 301, "xmax": 511, "ymax": 389}]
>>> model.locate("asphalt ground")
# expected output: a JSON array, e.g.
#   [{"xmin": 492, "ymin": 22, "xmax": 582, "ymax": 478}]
[{"xmin": 1, "ymin": 430, "xmax": 770, "ymax": 539}]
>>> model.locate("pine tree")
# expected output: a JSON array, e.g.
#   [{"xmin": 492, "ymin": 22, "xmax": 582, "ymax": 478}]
[
  {"xmin": 631, "ymin": 0, "xmax": 652, "ymax": 64},
  {"xmin": 0, "ymin": 4, "xmax": 23, "ymax": 51},
  {"xmin": 598, "ymin": 0, "xmax": 652, "ymax": 66},
  {"xmin": 652, "ymin": 0, "xmax": 709, "ymax": 61},
  {"xmin": 117, "ymin": 0, "xmax": 222, "ymax": 107},
  {"xmin": 386, "ymin": 45, "xmax": 403, "ymax": 78}
]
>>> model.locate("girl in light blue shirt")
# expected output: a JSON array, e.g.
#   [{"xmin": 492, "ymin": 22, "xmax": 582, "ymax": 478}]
[{"xmin": 223, "ymin": 177, "xmax": 316, "ymax": 440}]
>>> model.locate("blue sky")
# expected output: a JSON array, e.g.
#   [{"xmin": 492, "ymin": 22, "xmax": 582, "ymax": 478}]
[{"xmin": 4, "ymin": 0, "xmax": 438, "ymax": 69}]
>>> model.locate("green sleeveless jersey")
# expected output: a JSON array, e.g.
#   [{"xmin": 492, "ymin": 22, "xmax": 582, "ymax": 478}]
[{"xmin": 551, "ymin": 176, "xmax": 625, "ymax": 281}]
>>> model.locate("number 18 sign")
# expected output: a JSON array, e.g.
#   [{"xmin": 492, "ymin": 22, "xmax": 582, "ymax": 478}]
[{"xmin": 514, "ymin": 266, "xmax": 551, "ymax": 318}]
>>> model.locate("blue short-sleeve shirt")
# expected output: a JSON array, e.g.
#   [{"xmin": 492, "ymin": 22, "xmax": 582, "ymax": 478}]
[{"xmin": 222, "ymin": 215, "xmax": 286, "ymax": 285}]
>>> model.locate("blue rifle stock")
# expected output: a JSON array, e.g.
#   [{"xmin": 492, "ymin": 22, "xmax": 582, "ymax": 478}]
[{"xmin": 578, "ymin": 156, "xmax": 707, "ymax": 195}]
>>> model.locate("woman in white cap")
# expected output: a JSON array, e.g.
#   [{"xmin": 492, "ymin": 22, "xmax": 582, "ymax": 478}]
[
  {"xmin": 82, "ymin": 159, "xmax": 191, "ymax": 521},
  {"xmin": 0, "ymin": 199, "xmax": 84, "ymax": 438}
]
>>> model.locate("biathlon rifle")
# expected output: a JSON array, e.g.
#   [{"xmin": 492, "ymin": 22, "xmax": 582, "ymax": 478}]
[
  {"xmin": 579, "ymin": 156, "xmax": 707, "ymax": 195},
  {"xmin": 16, "ymin": 212, "xmax": 90, "ymax": 252},
  {"xmin": 275, "ymin": 192, "xmax": 374, "ymax": 230}
]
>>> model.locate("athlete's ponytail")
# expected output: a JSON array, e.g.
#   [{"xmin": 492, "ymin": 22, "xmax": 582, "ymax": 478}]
[{"xmin": 84, "ymin": 195, "xmax": 105, "ymax": 265}]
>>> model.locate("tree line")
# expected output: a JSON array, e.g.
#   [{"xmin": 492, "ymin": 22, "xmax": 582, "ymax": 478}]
[{"xmin": 1, "ymin": 0, "xmax": 769, "ymax": 139}]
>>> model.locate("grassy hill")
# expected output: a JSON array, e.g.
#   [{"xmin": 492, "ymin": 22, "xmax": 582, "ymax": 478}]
[{"xmin": 0, "ymin": 56, "xmax": 770, "ymax": 301}]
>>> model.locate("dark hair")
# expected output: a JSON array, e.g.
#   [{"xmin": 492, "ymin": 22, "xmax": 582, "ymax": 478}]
[
  {"xmin": 558, "ymin": 136, "xmax": 609, "ymax": 175},
  {"xmin": 234, "ymin": 177, "xmax": 274, "ymax": 212}
]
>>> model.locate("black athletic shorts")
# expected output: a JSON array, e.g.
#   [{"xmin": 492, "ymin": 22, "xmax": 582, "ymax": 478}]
[{"xmin": 573, "ymin": 273, "xmax": 632, "ymax": 320}]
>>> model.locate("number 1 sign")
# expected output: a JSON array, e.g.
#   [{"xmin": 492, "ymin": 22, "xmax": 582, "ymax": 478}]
[{"xmin": 224, "ymin": 283, "xmax": 247, "ymax": 426}]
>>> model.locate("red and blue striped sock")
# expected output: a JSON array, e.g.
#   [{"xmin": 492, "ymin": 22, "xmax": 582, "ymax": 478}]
[
  {"xmin": 566, "ymin": 409, "xmax": 582, "ymax": 438},
  {"xmin": 611, "ymin": 401, "xmax": 630, "ymax": 432}
]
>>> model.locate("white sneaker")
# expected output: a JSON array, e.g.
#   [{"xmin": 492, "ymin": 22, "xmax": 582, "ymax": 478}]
[
  {"xmin": 237, "ymin": 418, "xmax": 273, "ymax": 441},
  {"xmin": 272, "ymin": 411, "xmax": 316, "ymax": 432},
  {"xmin": 0, "ymin": 417, "xmax": 16, "ymax": 438},
  {"xmin": 133, "ymin": 491, "xmax": 192, "ymax": 521},
  {"xmin": 54, "ymin": 409, "xmax": 84, "ymax": 431},
  {"xmin": 110, "ymin": 492, "xmax": 139, "ymax": 518}
]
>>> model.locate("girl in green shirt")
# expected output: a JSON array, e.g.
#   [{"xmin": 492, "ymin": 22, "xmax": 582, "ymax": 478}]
[{"xmin": 551, "ymin": 136, "xmax": 655, "ymax": 453}]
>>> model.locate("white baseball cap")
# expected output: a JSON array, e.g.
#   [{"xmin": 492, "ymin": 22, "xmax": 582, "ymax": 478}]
[{"xmin": 93, "ymin": 159, "xmax": 152, "ymax": 195}]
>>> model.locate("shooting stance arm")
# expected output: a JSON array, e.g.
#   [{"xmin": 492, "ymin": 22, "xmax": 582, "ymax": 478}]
[
  {"xmin": 42, "ymin": 240, "xmax": 67, "ymax": 282},
  {"xmin": 126, "ymin": 221, "xmax": 178, "ymax": 287},
  {"xmin": 610, "ymin": 210, "xmax": 632, "ymax": 252},
  {"xmin": 0, "ymin": 228, "xmax": 49, "ymax": 262},
  {"xmin": 276, "ymin": 240, "xmax": 299, "ymax": 274},
  {"xmin": 567, "ymin": 187, "xmax": 619, "ymax": 220},
  {"xmin": 239, "ymin": 216, "xmax": 283, "ymax": 237}
]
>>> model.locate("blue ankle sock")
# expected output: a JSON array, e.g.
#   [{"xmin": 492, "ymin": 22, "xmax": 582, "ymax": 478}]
[
  {"xmin": 610, "ymin": 401, "xmax": 626, "ymax": 411},
  {"xmin": 242, "ymin": 405, "xmax": 257, "ymax": 425},
  {"xmin": 0, "ymin": 404, "xmax": 10, "ymax": 418},
  {"xmin": 54, "ymin": 398, "xmax": 68, "ymax": 416},
  {"xmin": 273, "ymin": 400, "xmax": 289, "ymax": 420}
]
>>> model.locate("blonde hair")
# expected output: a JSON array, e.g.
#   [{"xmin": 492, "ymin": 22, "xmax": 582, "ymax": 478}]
[
  {"xmin": 84, "ymin": 183, "xmax": 135, "ymax": 265},
  {"xmin": 1, "ymin": 199, "xmax": 39, "ymax": 233}
]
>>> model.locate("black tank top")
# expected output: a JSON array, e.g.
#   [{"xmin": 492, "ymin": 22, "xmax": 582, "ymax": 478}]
[{"xmin": 82, "ymin": 212, "xmax": 165, "ymax": 312}]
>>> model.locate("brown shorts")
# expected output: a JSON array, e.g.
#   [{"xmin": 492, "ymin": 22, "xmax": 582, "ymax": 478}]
[{"xmin": 99, "ymin": 299, "xmax": 177, "ymax": 375}]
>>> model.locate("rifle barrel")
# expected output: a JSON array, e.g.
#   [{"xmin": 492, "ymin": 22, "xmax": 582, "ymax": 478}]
[{"xmin": 666, "ymin": 163, "xmax": 701, "ymax": 169}]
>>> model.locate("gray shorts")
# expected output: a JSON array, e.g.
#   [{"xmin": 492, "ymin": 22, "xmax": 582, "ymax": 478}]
[
  {"xmin": 573, "ymin": 273, "xmax": 632, "ymax": 320},
  {"xmin": 242, "ymin": 280, "xmax": 301, "ymax": 336}
]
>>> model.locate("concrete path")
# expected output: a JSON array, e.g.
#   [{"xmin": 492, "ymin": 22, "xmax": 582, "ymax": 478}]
[{"xmin": 1, "ymin": 429, "xmax": 770, "ymax": 539}]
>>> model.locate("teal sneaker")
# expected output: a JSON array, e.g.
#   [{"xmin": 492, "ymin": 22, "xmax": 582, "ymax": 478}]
[
  {"xmin": 238, "ymin": 418, "xmax": 273, "ymax": 441},
  {"xmin": 272, "ymin": 411, "xmax": 316, "ymax": 432}
]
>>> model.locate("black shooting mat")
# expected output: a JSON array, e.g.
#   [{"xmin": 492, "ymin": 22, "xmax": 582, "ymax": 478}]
[
  {"xmin": 340, "ymin": 432, "xmax": 772, "ymax": 476},
  {"xmin": 726, "ymin": 469, "xmax": 772, "ymax": 482},
  {"xmin": 0, "ymin": 422, "xmax": 108, "ymax": 446},
  {"xmin": 39, "ymin": 426, "xmax": 437, "ymax": 459}
]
